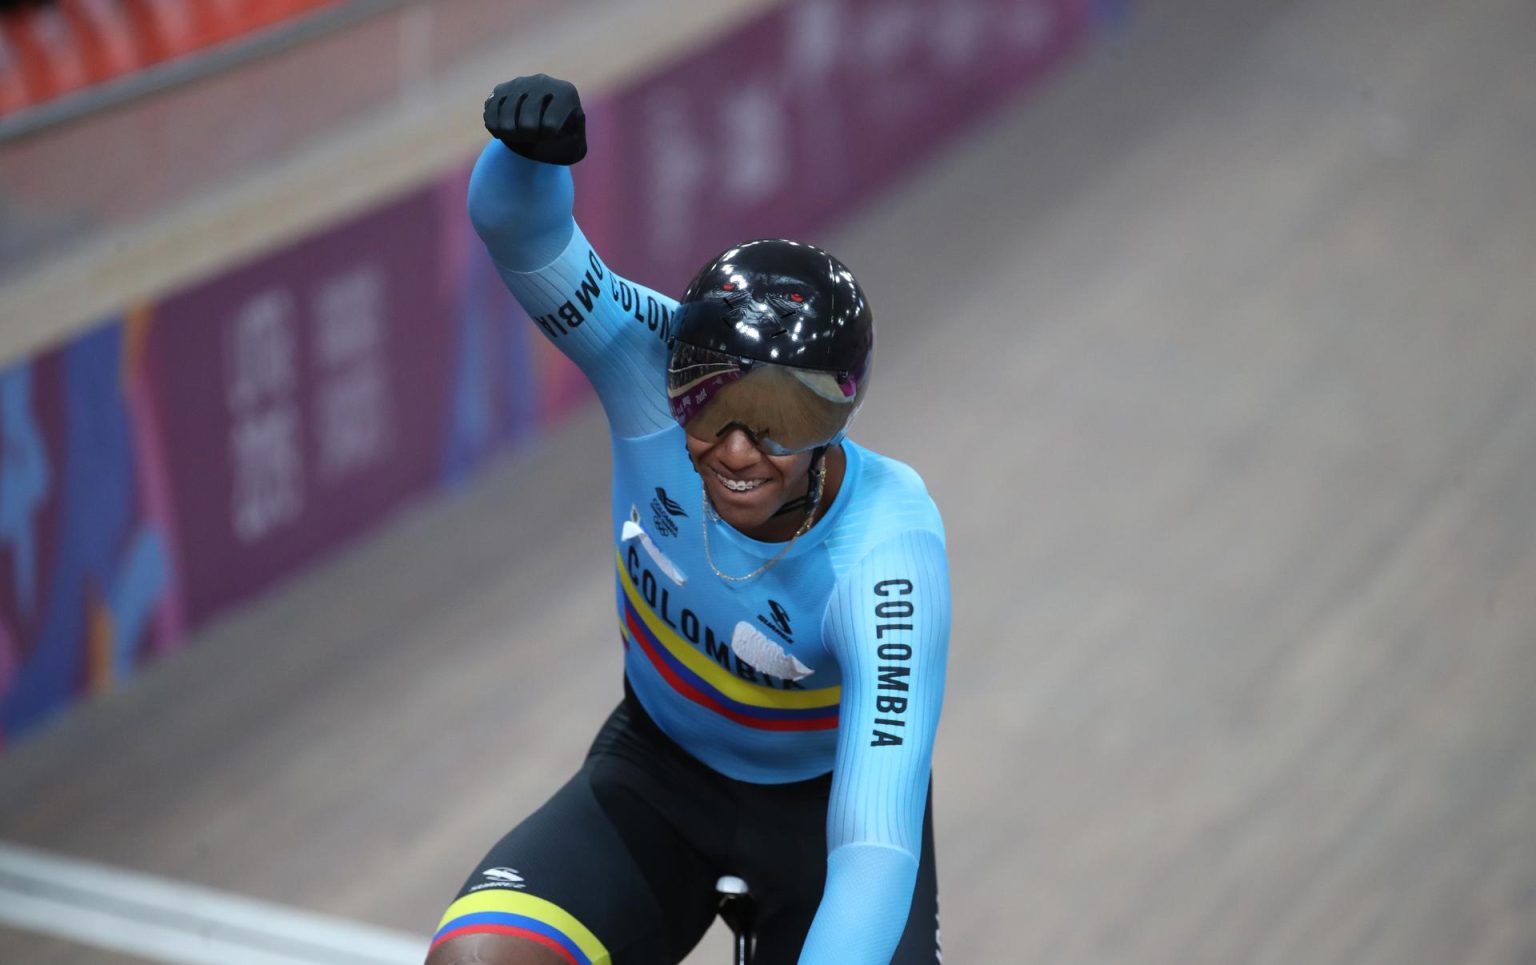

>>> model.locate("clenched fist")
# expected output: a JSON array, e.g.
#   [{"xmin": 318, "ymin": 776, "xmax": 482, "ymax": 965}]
[{"xmin": 483, "ymin": 73, "xmax": 587, "ymax": 166}]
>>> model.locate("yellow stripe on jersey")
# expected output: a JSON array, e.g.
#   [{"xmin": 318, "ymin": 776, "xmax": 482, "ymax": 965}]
[
  {"xmin": 436, "ymin": 889, "xmax": 610, "ymax": 964},
  {"xmin": 616, "ymin": 553, "xmax": 840, "ymax": 710}
]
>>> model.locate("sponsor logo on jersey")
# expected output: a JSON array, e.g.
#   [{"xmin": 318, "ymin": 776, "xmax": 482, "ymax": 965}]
[
  {"xmin": 650, "ymin": 486, "xmax": 687, "ymax": 537},
  {"xmin": 732, "ymin": 621, "xmax": 814, "ymax": 682},
  {"xmin": 467, "ymin": 867, "xmax": 528, "ymax": 892},
  {"xmin": 623, "ymin": 506, "xmax": 686, "ymax": 584},
  {"xmin": 756, "ymin": 599, "xmax": 793, "ymax": 644},
  {"xmin": 483, "ymin": 867, "xmax": 524, "ymax": 884}
]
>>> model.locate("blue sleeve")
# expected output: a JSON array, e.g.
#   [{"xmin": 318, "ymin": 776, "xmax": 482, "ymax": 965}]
[
  {"xmin": 802, "ymin": 530, "xmax": 951, "ymax": 964},
  {"xmin": 466, "ymin": 140, "xmax": 676, "ymax": 438}
]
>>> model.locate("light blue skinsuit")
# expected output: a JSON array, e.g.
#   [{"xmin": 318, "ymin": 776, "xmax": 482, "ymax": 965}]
[{"xmin": 468, "ymin": 140, "xmax": 952, "ymax": 964}]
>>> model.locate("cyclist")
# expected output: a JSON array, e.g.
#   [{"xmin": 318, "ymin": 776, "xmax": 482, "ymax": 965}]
[{"xmin": 426, "ymin": 74, "xmax": 951, "ymax": 965}]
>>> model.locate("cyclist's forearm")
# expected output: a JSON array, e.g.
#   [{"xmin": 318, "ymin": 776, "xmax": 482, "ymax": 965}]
[
  {"xmin": 466, "ymin": 139, "xmax": 576, "ymax": 272},
  {"xmin": 800, "ymin": 843, "xmax": 919, "ymax": 964}
]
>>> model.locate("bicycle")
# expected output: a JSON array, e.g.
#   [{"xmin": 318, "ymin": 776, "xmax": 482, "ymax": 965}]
[{"xmin": 715, "ymin": 876, "xmax": 755, "ymax": 965}]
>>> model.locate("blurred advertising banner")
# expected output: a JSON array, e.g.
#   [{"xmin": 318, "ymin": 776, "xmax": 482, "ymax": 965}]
[
  {"xmin": 0, "ymin": 0, "xmax": 1104, "ymax": 743},
  {"xmin": 146, "ymin": 192, "xmax": 451, "ymax": 625},
  {"xmin": 0, "ymin": 181, "xmax": 577, "ymax": 742},
  {"xmin": 601, "ymin": 0, "xmax": 1098, "ymax": 285}
]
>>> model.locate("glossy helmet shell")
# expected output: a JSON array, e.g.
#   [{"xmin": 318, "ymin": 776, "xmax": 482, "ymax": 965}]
[{"xmin": 670, "ymin": 239, "xmax": 874, "ymax": 379}]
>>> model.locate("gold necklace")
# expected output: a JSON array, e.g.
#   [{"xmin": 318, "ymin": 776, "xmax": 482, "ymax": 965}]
[{"xmin": 702, "ymin": 458, "xmax": 826, "ymax": 583}]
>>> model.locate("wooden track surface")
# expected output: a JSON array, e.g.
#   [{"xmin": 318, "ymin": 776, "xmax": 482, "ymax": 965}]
[{"xmin": 2, "ymin": 0, "xmax": 1534, "ymax": 961}]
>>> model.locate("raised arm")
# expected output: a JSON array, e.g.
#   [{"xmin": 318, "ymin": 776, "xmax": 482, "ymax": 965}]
[
  {"xmin": 468, "ymin": 75, "xmax": 675, "ymax": 438},
  {"xmin": 806, "ymin": 529, "xmax": 951, "ymax": 964},
  {"xmin": 467, "ymin": 138, "xmax": 577, "ymax": 273}
]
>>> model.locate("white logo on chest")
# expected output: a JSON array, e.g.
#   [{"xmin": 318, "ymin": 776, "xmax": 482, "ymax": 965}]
[
  {"xmin": 731, "ymin": 621, "xmax": 814, "ymax": 682},
  {"xmin": 623, "ymin": 506, "xmax": 687, "ymax": 585}
]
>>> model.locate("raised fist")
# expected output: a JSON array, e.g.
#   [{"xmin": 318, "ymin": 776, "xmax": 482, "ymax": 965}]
[{"xmin": 483, "ymin": 73, "xmax": 587, "ymax": 166}]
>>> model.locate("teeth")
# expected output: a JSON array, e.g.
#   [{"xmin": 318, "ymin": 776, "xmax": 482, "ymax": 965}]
[{"xmin": 715, "ymin": 470, "xmax": 764, "ymax": 493}]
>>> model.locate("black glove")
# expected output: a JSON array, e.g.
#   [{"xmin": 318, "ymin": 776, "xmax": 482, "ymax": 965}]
[{"xmin": 483, "ymin": 74, "xmax": 587, "ymax": 166}]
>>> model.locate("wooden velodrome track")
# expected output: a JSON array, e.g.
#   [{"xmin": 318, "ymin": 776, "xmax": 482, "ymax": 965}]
[{"xmin": 3, "ymin": 0, "xmax": 1534, "ymax": 960}]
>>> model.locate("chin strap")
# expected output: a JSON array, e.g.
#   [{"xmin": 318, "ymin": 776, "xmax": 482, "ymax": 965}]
[{"xmin": 770, "ymin": 445, "xmax": 828, "ymax": 519}]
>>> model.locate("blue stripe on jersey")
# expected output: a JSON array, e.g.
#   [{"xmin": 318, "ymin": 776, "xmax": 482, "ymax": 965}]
[
  {"xmin": 622, "ymin": 597, "xmax": 839, "ymax": 728},
  {"xmin": 434, "ymin": 912, "xmax": 590, "ymax": 964}
]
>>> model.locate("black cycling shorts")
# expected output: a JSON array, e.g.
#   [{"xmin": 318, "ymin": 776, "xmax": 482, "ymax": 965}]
[{"xmin": 430, "ymin": 683, "xmax": 940, "ymax": 964}]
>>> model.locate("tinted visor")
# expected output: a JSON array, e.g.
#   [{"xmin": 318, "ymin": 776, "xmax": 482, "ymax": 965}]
[{"xmin": 666, "ymin": 343, "xmax": 867, "ymax": 455}]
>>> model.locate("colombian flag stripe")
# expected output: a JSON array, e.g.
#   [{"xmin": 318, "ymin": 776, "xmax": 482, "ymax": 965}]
[
  {"xmin": 433, "ymin": 892, "xmax": 608, "ymax": 964},
  {"xmin": 432, "ymin": 923, "xmax": 581, "ymax": 964},
  {"xmin": 615, "ymin": 554, "xmax": 840, "ymax": 711},
  {"xmin": 624, "ymin": 605, "xmax": 838, "ymax": 731}
]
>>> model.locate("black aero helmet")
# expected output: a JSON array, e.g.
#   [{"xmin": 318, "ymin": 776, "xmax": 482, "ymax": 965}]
[{"xmin": 667, "ymin": 239, "xmax": 874, "ymax": 455}]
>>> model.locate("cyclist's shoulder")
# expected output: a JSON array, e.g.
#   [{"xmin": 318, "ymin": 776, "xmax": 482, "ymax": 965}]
[
  {"xmin": 822, "ymin": 443, "xmax": 946, "ymax": 580},
  {"xmin": 841, "ymin": 441, "xmax": 944, "ymax": 534}
]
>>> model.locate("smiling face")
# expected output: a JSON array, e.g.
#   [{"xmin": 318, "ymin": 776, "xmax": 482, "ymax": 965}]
[{"xmin": 684, "ymin": 425, "xmax": 819, "ymax": 541}]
